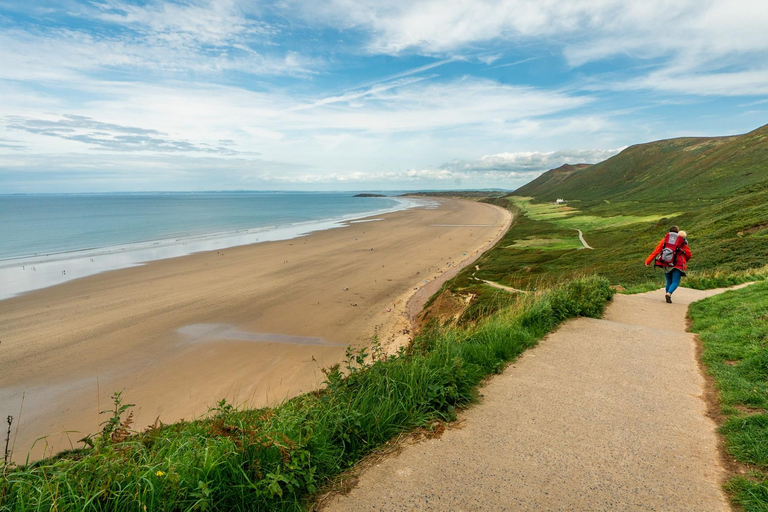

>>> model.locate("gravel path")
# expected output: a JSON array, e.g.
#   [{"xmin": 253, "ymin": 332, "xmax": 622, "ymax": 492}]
[
  {"xmin": 576, "ymin": 228, "xmax": 594, "ymax": 250},
  {"xmin": 324, "ymin": 287, "xmax": 734, "ymax": 511}
]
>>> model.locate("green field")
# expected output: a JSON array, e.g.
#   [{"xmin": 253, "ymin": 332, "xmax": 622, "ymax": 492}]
[
  {"xmin": 509, "ymin": 196, "xmax": 668, "ymax": 232},
  {"xmin": 505, "ymin": 235, "xmax": 583, "ymax": 251},
  {"xmin": 690, "ymin": 282, "xmax": 768, "ymax": 511}
]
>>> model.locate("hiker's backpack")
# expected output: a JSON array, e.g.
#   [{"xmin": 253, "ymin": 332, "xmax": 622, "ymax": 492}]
[{"xmin": 655, "ymin": 232, "xmax": 685, "ymax": 267}]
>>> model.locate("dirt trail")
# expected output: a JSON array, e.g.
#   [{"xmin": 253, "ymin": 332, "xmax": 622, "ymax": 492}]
[
  {"xmin": 576, "ymin": 228, "xmax": 594, "ymax": 249},
  {"xmin": 325, "ymin": 286, "xmax": 740, "ymax": 511},
  {"xmin": 470, "ymin": 265, "xmax": 527, "ymax": 294}
]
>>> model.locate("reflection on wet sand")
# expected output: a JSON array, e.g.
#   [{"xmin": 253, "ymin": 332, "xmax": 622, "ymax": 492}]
[{"xmin": 177, "ymin": 324, "xmax": 346, "ymax": 346}]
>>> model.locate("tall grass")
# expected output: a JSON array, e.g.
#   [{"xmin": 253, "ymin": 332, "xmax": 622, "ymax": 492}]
[{"xmin": 0, "ymin": 276, "xmax": 612, "ymax": 512}]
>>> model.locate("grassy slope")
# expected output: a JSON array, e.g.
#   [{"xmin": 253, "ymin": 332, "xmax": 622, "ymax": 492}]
[
  {"xmin": 441, "ymin": 123, "xmax": 768, "ymax": 297},
  {"xmin": 0, "ymin": 277, "xmax": 612, "ymax": 511},
  {"xmin": 516, "ymin": 123, "xmax": 768, "ymax": 202},
  {"xmin": 689, "ymin": 282, "xmax": 768, "ymax": 511}
]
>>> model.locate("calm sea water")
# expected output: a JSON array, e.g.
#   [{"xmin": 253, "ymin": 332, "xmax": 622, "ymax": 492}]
[
  {"xmin": 0, "ymin": 192, "xmax": 429, "ymax": 299},
  {"xmin": 0, "ymin": 192, "xmax": 405, "ymax": 260}
]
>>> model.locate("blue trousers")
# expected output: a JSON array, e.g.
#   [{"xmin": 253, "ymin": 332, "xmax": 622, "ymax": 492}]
[{"xmin": 665, "ymin": 269, "xmax": 683, "ymax": 295}]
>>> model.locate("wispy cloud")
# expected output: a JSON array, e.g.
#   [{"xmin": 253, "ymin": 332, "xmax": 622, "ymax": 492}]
[
  {"xmin": 90, "ymin": 0, "xmax": 269, "ymax": 47},
  {"xmin": 290, "ymin": 76, "xmax": 435, "ymax": 111},
  {"xmin": 0, "ymin": 137, "xmax": 26, "ymax": 150},
  {"xmin": 0, "ymin": 2, "xmax": 317, "ymax": 83},
  {"xmin": 290, "ymin": 78, "xmax": 593, "ymax": 133},
  {"xmin": 605, "ymin": 68, "xmax": 768, "ymax": 97},
  {"xmin": 6, "ymin": 115, "xmax": 252, "ymax": 155},
  {"xmin": 287, "ymin": 0, "xmax": 768, "ymax": 96},
  {"xmin": 490, "ymin": 57, "xmax": 540, "ymax": 69}
]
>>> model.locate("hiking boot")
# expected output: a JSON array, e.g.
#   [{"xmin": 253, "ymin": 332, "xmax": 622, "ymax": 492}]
[{"xmin": 665, "ymin": 294, "xmax": 672, "ymax": 303}]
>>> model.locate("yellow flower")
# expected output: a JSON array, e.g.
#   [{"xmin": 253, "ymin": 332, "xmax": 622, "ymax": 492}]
[{"xmin": 156, "ymin": 471, "xmax": 165, "ymax": 477}]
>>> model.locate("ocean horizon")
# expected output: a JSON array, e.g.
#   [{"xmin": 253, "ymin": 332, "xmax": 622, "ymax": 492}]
[{"xmin": 0, "ymin": 191, "xmax": 432, "ymax": 300}]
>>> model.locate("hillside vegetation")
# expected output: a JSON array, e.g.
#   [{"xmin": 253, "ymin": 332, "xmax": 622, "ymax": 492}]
[
  {"xmin": 516, "ymin": 124, "xmax": 768, "ymax": 201},
  {"xmin": 430, "ymin": 123, "xmax": 768, "ymax": 307}
]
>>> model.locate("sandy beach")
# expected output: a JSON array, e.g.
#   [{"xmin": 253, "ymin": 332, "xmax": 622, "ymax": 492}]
[{"xmin": 0, "ymin": 198, "xmax": 510, "ymax": 462}]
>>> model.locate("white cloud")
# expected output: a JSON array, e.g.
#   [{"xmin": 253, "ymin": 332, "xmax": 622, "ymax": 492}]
[
  {"xmin": 2, "ymin": 0, "xmax": 764, "ymax": 193},
  {"xmin": 287, "ymin": 0, "xmax": 768, "ymax": 95},
  {"xmin": 289, "ymin": 0, "xmax": 768, "ymax": 63},
  {"xmin": 91, "ymin": 0, "xmax": 266, "ymax": 47},
  {"xmin": 0, "ymin": 76, "xmax": 591, "ymax": 153},
  {"xmin": 289, "ymin": 77, "xmax": 592, "ymax": 133},
  {"xmin": 605, "ymin": 68, "xmax": 768, "ymax": 97},
  {"xmin": 439, "ymin": 148, "xmax": 623, "ymax": 174},
  {"xmin": 0, "ymin": 71, "xmax": 606, "ymax": 192},
  {"xmin": 0, "ymin": 4, "xmax": 316, "ymax": 82},
  {"xmin": 254, "ymin": 167, "xmax": 527, "ymax": 186}
]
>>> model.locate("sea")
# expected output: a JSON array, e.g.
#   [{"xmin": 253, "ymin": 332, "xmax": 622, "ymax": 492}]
[{"xmin": 0, "ymin": 192, "xmax": 432, "ymax": 300}]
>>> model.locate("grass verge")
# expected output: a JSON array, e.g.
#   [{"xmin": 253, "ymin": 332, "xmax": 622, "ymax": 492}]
[
  {"xmin": 689, "ymin": 281, "xmax": 768, "ymax": 511},
  {"xmin": 0, "ymin": 276, "xmax": 613, "ymax": 512}
]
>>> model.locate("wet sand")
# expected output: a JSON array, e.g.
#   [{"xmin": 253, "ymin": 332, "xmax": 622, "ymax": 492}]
[{"xmin": 0, "ymin": 198, "xmax": 510, "ymax": 462}]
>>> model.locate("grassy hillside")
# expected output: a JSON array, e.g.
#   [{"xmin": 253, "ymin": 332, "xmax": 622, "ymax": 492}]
[
  {"xmin": 517, "ymin": 123, "xmax": 768, "ymax": 202},
  {"xmin": 415, "ymin": 123, "xmax": 768, "ymax": 329}
]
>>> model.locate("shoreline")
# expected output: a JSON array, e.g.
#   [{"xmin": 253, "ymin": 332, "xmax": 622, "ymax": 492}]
[
  {"xmin": 0, "ymin": 196, "xmax": 432, "ymax": 301},
  {"xmin": 0, "ymin": 198, "xmax": 511, "ymax": 462},
  {"xmin": 383, "ymin": 210, "xmax": 514, "ymax": 353}
]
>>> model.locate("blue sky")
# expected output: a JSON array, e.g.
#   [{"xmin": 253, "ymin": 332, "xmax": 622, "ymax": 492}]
[{"xmin": 1, "ymin": 0, "xmax": 767, "ymax": 192}]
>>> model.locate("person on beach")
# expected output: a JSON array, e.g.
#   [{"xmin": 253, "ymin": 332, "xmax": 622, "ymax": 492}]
[{"xmin": 645, "ymin": 226, "xmax": 692, "ymax": 303}]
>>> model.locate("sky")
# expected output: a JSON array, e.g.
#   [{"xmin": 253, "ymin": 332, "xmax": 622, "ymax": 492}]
[{"xmin": 1, "ymin": 0, "xmax": 767, "ymax": 193}]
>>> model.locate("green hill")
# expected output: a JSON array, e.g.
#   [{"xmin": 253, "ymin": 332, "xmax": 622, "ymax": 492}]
[
  {"xmin": 434, "ymin": 123, "xmax": 768, "ymax": 301},
  {"xmin": 516, "ymin": 123, "xmax": 768, "ymax": 202}
]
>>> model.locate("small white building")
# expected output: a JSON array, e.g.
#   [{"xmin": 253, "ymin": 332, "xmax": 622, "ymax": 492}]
[{"xmin": 555, "ymin": 198, "xmax": 565, "ymax": 204}]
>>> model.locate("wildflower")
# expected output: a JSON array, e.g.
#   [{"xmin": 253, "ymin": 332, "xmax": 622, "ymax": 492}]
[{"xmin": 156, "ymin": 471, "xmax": 165, "ymax": 477}]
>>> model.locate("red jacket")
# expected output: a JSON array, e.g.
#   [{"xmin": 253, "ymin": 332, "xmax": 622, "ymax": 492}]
[{"xmin": 645, "ymin": 234, "xmax": 692, "ymax": 271}]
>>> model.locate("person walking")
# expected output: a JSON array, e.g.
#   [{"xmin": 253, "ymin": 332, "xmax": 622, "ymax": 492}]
[{"xmin": 645, "ymin": 226, "xmax": 692, "ymax": 303}]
